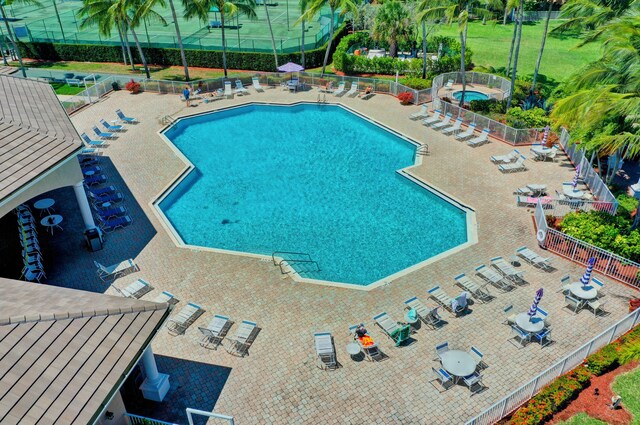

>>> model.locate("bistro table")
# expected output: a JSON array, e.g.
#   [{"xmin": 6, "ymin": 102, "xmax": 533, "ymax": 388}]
[
  {"xmin": 531, "ymin": 146, "xmax": 552, "ymax": 160},
  {"xmin": 515, "ymin": 312, "xmax": 545, "ymax": 333},
  {"xmin": 40, "ymin": 214, "xmax": 63, "ymax": 235},
  {"xmin": 526, "ymin": 184, "xmax": 547, "ymax": 196},
  {"xmin": 33, "ymin": 198, "xmax": 55, "ymax": 216},
  {"xmin": 568, "ymin": 282, "xmax": 598, "ymax": 300},
  {"xmin": 440, "ymin": 350, "xmax": 477, "ymax": 380},
  {"xmin": 346, "ymin": 342, "xmax": 361, "ymax": 358}
]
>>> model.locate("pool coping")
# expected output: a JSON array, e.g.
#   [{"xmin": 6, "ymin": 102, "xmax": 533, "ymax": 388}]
[{"xmin": 149, "ymin": 100, "xmax": 478, "ymax": 291}]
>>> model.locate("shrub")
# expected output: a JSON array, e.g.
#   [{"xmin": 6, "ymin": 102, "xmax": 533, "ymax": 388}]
[
  {"xmin": 585, "ymin": 344, "xmax": 619, "ymax": 375},
  {"xmin": 469, "ymin": 98, "xmax": 506, "ymax": 114},
  {"xmin": 506, "ymin": 107, "xmax": 551, "ymax": 129},
  {"xmin": 616, "ymin": 194, "xmax": 639, "ymax": 218},
  {"xmin": 397, "ymin": 91, "xmax": 414, "ymax": 104},
  {"xmin": 125, "ymin": 79, "xmax": 140, "ymax": 93},
  {"xmin": 398, "ymin": 76, "xmax": 432, "ymax": 90}
]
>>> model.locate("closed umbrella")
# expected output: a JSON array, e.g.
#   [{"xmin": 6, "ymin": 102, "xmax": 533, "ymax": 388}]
[
  {"xmin": 580, "ymin": 257, "xmax": 596, "ymax": 286},
  {"xmin": 528, "ymin": 288, "xmax": 544, "ymax": 318},
  {"xmin": 572, "ymin": 165, "xmax": 581, "ymax": 188},
  {"xmin": 541, "ymin": 125, "xmax": 550, "ymax": 146}
]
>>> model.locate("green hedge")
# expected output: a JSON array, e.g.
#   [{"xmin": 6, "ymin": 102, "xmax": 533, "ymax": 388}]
[{"xmin": 18, "ymin": 25, "xmax": 348, "ymax": 72}]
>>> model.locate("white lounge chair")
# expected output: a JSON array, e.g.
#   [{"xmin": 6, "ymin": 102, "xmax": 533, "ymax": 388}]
[
  {"xmin": 374, "ymin": 312, "xmax": 411, "ymax": 346},
  {"xmin": 153, "ymin": 290, "xmax": 179, "ymax": 305},
  {"xmin": 428, "ymin": 285, "xmax": 464, "ymax": 314},
  {"xmin": 409, "ymin": 104, "xmax": 429, "ymax": 120},
  {"xmin": 491, "ymin": 256, "xmax": 526, "ymax": 283},
  {"xmin": 314, "ymin": 332, "xmax": 337, "ymax": 370},
  {"xmin": 234, "ymin": 79, "xmax": 249, "ymax": 95},
  {"xmin": 226, "ymin": 320, "xmax": 258, "ymax": 357},
  {"xmin": 441, "ymin": 118, "xmax": 463, "ymax": 135},
  {"xmin": 252, "ymin": 76, "xmax": 264, "ymax": 92},
  {"xmin": 491, "ymin": 149, "xmax": 520, "ymax": 164},
  {"xmin": 113, "ymin": 278, "xmax": 154, "ymax": 298},
  {"xmin": 432, "ymin": 113, "xmax": 452, "ymax": 130},
  {"xmin": 467, "ymin": 128, "xmax": 490, "ymax": 147},
  {"xmin": 475, "ymin": 264, "xmax": 514, "ymax": 291},
  {"xmin": 224, "ymin": 81, "xmax": 233, "ymax": 98},
  {"xmin": 198, "ymin": 314, "xmax": 232, "ymax": 349},
  {"xmin": 455, "ymin": 123, "xmax": 476, "ymax": 141},
  {"xmin": 167, "ymin": 302, "xmax": 204, "ymax": 336},
  {"xmin": 423, "ymin": 110, "xmax": 442, "ymax": 126},
  {"xmin": 333, "ymin": 82, "xmax": 346, "ymax": 97},
  {"xmin": 94, "ymin": 259, "xmax": 139, "ymax": 282},
  {"xmin": 345, "ymin": 82, "xmax": 358, "ymax": 97},
  {"xmin": 404, "ymin": 296, "xmax": 443, "ymax": 328},
  {"xmin": 516, "ymin": 246, "xmax": 553, "ymax": 270},
  {"xmin": 499, "ymin": 155, "xmax": 527, "ymax": 173},
  {"xmin": 454, "ymin": 273, "xmax": 493, "ymax": 303},
  {"xmin": 444, "ymin": 79, "xmax": 454, "ymax": 90}
]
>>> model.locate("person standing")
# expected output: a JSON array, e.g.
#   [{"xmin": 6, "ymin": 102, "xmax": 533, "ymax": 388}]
[{"xmin": 183, "ymin": 85, "xmax": 191, "ymax": 107}]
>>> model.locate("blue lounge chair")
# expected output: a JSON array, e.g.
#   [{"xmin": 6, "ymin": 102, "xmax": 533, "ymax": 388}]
[
  {"xmin": 98, "ymin": 215, "xmax": 132, "ymax": 232},
  {"xmin": 116, "ymin": 109, "xmax": 138, "ymax": 123},
  {"xmin": 82, "ymin": 166, "xmax": 102, "ymax": 176},
  {"xmin": 78, "ymin": 154, "xmax": 100, "ymax": 165},
  {"xmin": 88, "ymin": 191, "xmax": 124, "ymax": 203},
  {"xmin": 84, "ymin": 174, "xmax": 107, "ymax": 186},
  {"xmin": 97, "ymin": 206, "xmax": 127, "ymax": 219},
  {"xmin": 81, "ymin": 133, "xmax": 107, "ymax": 147},
  {"xmin": 93, "ymin": 126, "xmax": 116, "ymax": 139},
  {"xmin": 100, "ymin": 119, "xmax": 124, "ymax": 132},
  {"xmin": 87, "ymin": 185, "xmax": 117, "ymax": 196}
]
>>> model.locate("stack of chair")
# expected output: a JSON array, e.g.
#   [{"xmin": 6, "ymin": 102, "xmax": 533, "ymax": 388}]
[{"xmin": 16, "ymin": 205, "xmax": 46, "ymax": 282}]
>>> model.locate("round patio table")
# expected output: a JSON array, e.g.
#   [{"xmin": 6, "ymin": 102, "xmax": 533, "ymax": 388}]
[
  {"xmin": 346, "ymin": 342, "xmax": 361, "ymax": 358},
  {"xmin": 40, "ymin": 214, "xmax": 63, "ymax": 234},
  {"xmin": 569, "ymin": 282, "xmax": 598, "ymax": 300},
  {"xmin": 440, "ymin": 350, "xmax": 477, "ymax": 377},
  {"xmin": 33, "ymin": 198, "xmax": 55, "ymax": 216},
  {"xmin": 515, "ymin": 312, "xmax": 545, "ymax": 333}
]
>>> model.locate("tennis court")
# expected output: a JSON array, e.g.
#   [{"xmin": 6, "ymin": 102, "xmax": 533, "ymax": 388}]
[{"xmin": 3, "ymin": 0, "xmax": 341, "ymax": 53}]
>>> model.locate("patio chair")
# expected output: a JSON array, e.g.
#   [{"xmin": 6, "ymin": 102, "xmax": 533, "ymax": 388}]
[
  {"xmin": 410, "ymin": 104, "xmax": 430, "ymax": 120},
  {"xmin": 558, "ymin": 274, "xmax": 572, "ymax": 294},
  {"xmin": 510, "ymin": 325, "xmax": 530, "ymax": 348},
  {"xmin": 97, "ymin": 215, "xmax": 132, "ymax": 232},
  {"xmin": 96, "ymin": 205, "xmax": 127, "ymax": 220},
  {"xmin": 491, "ymin": 257, "xmax": 526, "ymax": 284},
  {"xmin": 462, "ymin": 371, "xmax": 484, "ymax": 394},
  {"xmin": 113, "ymin": 278, "xmax": 154, "ymax": 298},
  {"xmin": 430, "ymin": 367, "xmax": 453, "ymax": 392},
  {"xmin": 234, "ymin": 79, "xmax": 249, "ymax": 95},
  {"xmin": 116, "ymin": 109, "xmax": 138, "ymax": 123},
  {"xmin": 81, "ymin": 133, "xmax": 107, "ymax": 147},
  {"xmin": 441, "ymin": 118, "xmax": 463, "ymax": 135},
  {"xmin": 592, "ymin": 277, "xmax": 605, "ymax": 297},
  {"xmin": 313, "ymin": 332, "xmax": 337, "ymax": 370},
  {"xmin": 454, "ymin": 273, "xmax": 493, "ymax": 303},
  {"xmin": 532, "ymin": 329, "xmax": 552, "ymax": 347},
  {"xmin": 491, "ymin": 149, "xmax": 520, "ymax": 164},
  {"xmin": 431, "ymin": 113, "xmax": 452, "ymax": 130},
  {"xmin": 198, "ymin": 314, "xmax": 232, "ymax": 349},
  {"xmin": 455, "ymin": 123, "xmax": 476, "ymax": 141},
  {"xmin": 345, "ymin": 82, "xmax": 358, "ymax": 98},
  {"xmin": 349, "ymin": 325, "xmax": 383, "ymax": 361},
  {"xmin": 423, "ymin": 109, "xmax": 442, "ymax": 126},
  {"xmin": 428, "ymin": 285, "xmax": 459, "ymax": 314},
  {"xmin": 84, "ymin": 174, "xmax": 108, "ymax": 186},
  {"xmin": 499, "ymin": 155, "xmax": 527, "ymax": 173},
  {"xmin": 153, "ymin": 290, "xmax": 179, "ymax": 305},
  {"xmin": 333, "ymin": 81, "xmax": 346, "ymax": 97},
  {"xmin": 404, "ymin": 296, "xmax": 443, "ymax": 328},
  {"xmin": 475, "ymin": 264, "xmax": 513, "ymax": 291},
  {"xmin": 564, "ymin": 294, "xmax": 583, "ymax": 314},
  {"xmin": 167, "ymin": 302, "xmax": 204, "ymax": 336},
  {"xmin": 470, "ymin": 346, "xmax": 488, "ymax": 370},
  {"xmin": 23, "ymin": 265, "xmax": 46, "ymax": 283},
  {"xmin": 100, "ymin": 119, "xmax": 124, "ymax": 132},
  {"xmin": 586, "ymin": 300, "xmax": 607, "ymax": 317},
  {"xmin": 373, "ymin": 312, "xmax": 411, "ymax": 346},
  {"xmin": 252, "ymin": 76, "xmax": 265, "ymax": 92},
  {"xmin": 224, "ymin": 81, "xmax": 233, "ymax": 99},
  {"xmin": 435, "ymin": 341, "xmax": 449, "ymax": 360},
  {"xmin": 226, "ymin": 320, "xmax": 259, "ymax": 357},
  {"xmin": 467, "ymin": 128, "xmax": 490, "ymax": 147},
  {"xmin": 94, "ymin": 258, "xmax": 139, "ymax": 281},
  {"xmin": 516, "ymin": 246, "xmax": 553, "ymax": 270},
  {"xmin": 92, "ymin": 126, "xmax": 116, "ymax": 139},
  {"xmin": 88, "ymin": 190, "xmax": 124, "ymax": 203}
]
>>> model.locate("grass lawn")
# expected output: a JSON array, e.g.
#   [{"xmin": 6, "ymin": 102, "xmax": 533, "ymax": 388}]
[
  {"xmin": 613, "ymin": 366, "xmax": 640, "ymax": 425},
  {"xmin": 435, "ymin": 20, "xmax": 601, "ymax": 81},
  {"xmin": 50, "ymin": 82, "xmax": 92, "ymax": 95},
  {"xmin": 558, "ymin": 413, "xmax": 608, "ymax": 425}
]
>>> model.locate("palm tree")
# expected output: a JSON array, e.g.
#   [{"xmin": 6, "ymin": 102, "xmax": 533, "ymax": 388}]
[
  {"xmin": 184, "ymin": 0, "xmax": 257, "ymax": 77},
  {"xmin": 415, "ymin": 10, "xmax": 430, "ymax": 79},
  {"xmin": 299, "ymin": 0, "xmax": 309, "ymax": 68},
  {"xmin": 506, "ymin": 0, "xmax": 523, "ymax": 109},
  {"xmin": 52, "ymin": 0, "xmax": 66, "ymax": 41},
  {"xmin": 531, "ymin": 0, "xmax": 556, "ymax": 91},
  {"xmin": 299, "ymin": 0, "xmax": 358, "ymax": 76},
  {"xmin": 371, "ymin": 1, "xmax": 413, "ymax": 57},
  {"xmin": 0, "ymin": 0, "xmax": 42, "ymax": 78},
  {"xmin": 263, "ymin": 0, "xmax": 279, "ymax": 68},
  {"xmin": 552, "ymin": 0, "xmax": 631, "ymax": 33},
  {"xmin": 149, "ymin": 0, "xmax": 191, "ymax": 80}
]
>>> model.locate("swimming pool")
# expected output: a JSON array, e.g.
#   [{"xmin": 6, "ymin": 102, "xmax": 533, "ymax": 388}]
[
  {"xmin": 158, "ymin": 104, "xmax": 470, "ymax": 286},
  {"xmin": 452, "ymin": 90, "xmax": 489, "ymax": 102}
]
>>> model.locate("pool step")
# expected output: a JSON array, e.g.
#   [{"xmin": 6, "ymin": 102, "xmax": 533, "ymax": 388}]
[{"xmin": 272, "ymin": 251, "xmax": 320, "ymax": 278}]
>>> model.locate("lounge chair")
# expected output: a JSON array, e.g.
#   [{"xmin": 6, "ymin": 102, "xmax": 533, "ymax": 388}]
[
  {"xmin": 314, "ymin": 332, "xmax": 337, "ymax": 370},
  {"xmin": 93, "ymin": 126, "xmax": 116, "ymax": 139},
  {"xmin": 81, "ymin": 133, "xmax": 107, "ymax": 147},
  {"xmin": 88, "ymin": 190, "xmax": 124, "ymax": 203},
  {"xmin": 373, "ymin": 312, "xmax": 411, "ymax": 346},
  {"xmin": 167, "ymin": 302, "xmax": 204, "ymax": 336},
  {"xmin": 100, "ymin": 119, "xmax": 124, "ymax": 132},
  {"xmin": 113, "ymin": 278, "xmax": 154, "ymax": 298},
  {"xmin": 198, "ymin": 314, "xmax": 232, "ymax": 349},
  {"xmin": 224, "ymin": 81, "xmax": 233, "ymax": 99},
  {"xmin": 345, "ymin": 82, "xmax": 358, "ymax": 97},
  {"xmin": 510, "ymin": 325, "xmax": 530, "ymax": 348},
  {"xmin": 444, "ymin": 79, "xmax": 454, "ymax": 90},
  {"xmin": 499, "ymin": 155, "xmax": 527, "ymax": 173},
  {"xmin": 422, "ymin": 109, "xmax": 442, "ymax": 126},
  {"xmin": 87, "ymin": 185, "xmax": 117, "ymax": 196},
  {"xmin": 81, "ymin": 147, "xmax": 103, "ymax": 156},
  {"xmin": 454, "ymin": 273, "xmax": 493, "ymax": 303},
  {"xmin": 409, "ymin": 104, "xmax": 429, "ymax": 120},
  {"xmin": 516, "ymin": 195, "xmax": 553, "ymax": 208},
  {"xmin": 431, "ymin": 113, "xmax": 452, "ymax": 130},
  {"xmin": 116, "ymin": 109, "xmax": 138, "ymax": 123},
  {"xmin": 428, "ymin": 285, "xmax": 462, "ymax": 314},
  {"xmin": 527, "ymin": 183, "xmax": 548, "ymax": 196},
  {"xmin": 360, "ymin": 90, "xmax": 375, "ymax": 100},
  {"xmin": 333, "ymin": 82, "xmax": 346, "ymax": 97},
  {"xmin": 96, "ymin": 205, "xmax": 128, "ymax": 220},
  {"xmin": 516, "ymin": 246, "xmax": 553, "ymax": 270},
  {"xmin": 475, "ymin": 264, "xmax": 514, "ymax": 291},
  {"xmin": 404, "ymin": 296, "xmax": 443, "ymax": 328},
  {"xmin": 234, "ymin": 79, "xmax": 249, "ymax": 95},
  {"xmin": 226, "ymin": 320, "xmax": 258, "ymax": 357},
  {"xmin": 441, "ymin": 118, "xmax": 463, "ymax": 135},
  {"xmin": 153, "ymin": 290, "xmax": 179, "ymax": 305},
  {"xmin": 455, "ymin": 123, "xmax": 476, "ymax": 141},
  {"xmin": 94, "ymin": 258, "xmax": 139, "ymax": 281},
  {"xmin": 490, "ymin": 256, "xmax": 526, "ymax": 283},
  {"xmin": 82, "ymin": 166, "xmax": 102, "ymax": 177},
  {"xmin": 252, "ymin": 77, "xmax": 265, "ymax": 92},
  {"xmin": 502, "ymin": 304, "xmax": 517, "ymax": 325},
  {"xmin": 467, "ymin": 128, "xmax": 490, "ymax": 147},
  {"xmin": 84, "ymin": 174, "xmax": 107, "ymax": 186},
  {"xmin": 97, "ymin": 215, "xmax": 132, "ymax": 232},
  {"xmin": 349, "ymin": 325, "xmax": 384, "ymax": 361},
  {"xmin": 79, "ymin": 154, "xmax": 100, "ymax": 165},
  {"xmin": 430, "ymin": 367, "xmax": 453, "ymax": 392},
  {"xmin": 491, "ymin": 149, "xmax": 520, "ymax": 164}
]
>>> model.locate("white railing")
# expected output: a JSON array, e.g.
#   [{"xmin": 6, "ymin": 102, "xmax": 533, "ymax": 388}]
[
  {"xmin": 186, "ymin": 408, "xmax": 234, "ymax": 425},
  {"xmin": 125, "ymin": 413, "xmax": 179, "ymax": 425},
  {"xmin": 539, "ymin": 198, "xmax": 618, "ymax": 217},
  {"xmin": 466, "ymin": 307, "xmax": 640, "ymax": 425}
]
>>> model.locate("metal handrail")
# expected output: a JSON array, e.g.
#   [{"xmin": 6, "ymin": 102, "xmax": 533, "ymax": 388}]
[
  {"xmin": 277, "ymin": 259, "xmax": 321, "ymax": 275},
  {"xmin": 271, "ymin": 250, "xmax": 312, "ymax": 265}
]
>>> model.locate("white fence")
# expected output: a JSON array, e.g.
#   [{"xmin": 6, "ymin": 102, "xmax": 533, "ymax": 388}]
[
  {"xmin": 125, "ymin": 413, "xmax": 178, "ymax": 425},
  {"xmin": 522, "ymin": 10, "xmax": 562, "ymax": 21},
  {"xmin": 466, "ymin": 307, "xmax": 640, "ymax": 425}
]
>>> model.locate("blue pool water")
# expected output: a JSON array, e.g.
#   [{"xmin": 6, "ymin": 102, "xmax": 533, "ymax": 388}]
[
  {"xmin": 159, "ymin": 104, "xmax": 468, "ymax": 285},
  {"xmin": 452, "ymin": 90, "xmax": 489, "ymax": 102}
]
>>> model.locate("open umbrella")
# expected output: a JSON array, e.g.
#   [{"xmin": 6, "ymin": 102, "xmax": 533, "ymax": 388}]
[
  {"xmin": 541, "ymin": 125, "xmax": 550, "ymax": 146},
  {"xmin": 580, "ymin": 257, "xmax": 596, "ymax": 286},
  {"xmin": 572, "ymin": 165, "xmax": 581, "ymax": 188},
  {"xmin": 277, "ymin": 62, "xmax": 304, "ymax": 81},
  {"xmin": 528, "ymin": 288, "xmax": 544, "ymax": 318}
]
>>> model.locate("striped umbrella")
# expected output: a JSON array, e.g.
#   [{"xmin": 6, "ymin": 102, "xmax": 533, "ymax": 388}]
[
  {"xmin": 541, "ymin": 126, "xmax": 550, "ymax": 146},
  {"xmin": 572, "ymin": 165, "xmax": 581, "ymax": 188},
  {"xmin": 528, "ymin": 288, "xmax": 544, "ymax": 318},
  {"xmin": 580, "ymin": 257, "xmax": 596, "ymax": 286}
]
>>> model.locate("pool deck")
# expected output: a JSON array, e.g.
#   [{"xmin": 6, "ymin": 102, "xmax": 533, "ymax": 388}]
[
  {"xmin": 438, "ymin": 83, "xmax": 505, "ymax": 100},
  {"xmin": 49, "ymin": 87, "xmax": 639, "ymax": 424}
]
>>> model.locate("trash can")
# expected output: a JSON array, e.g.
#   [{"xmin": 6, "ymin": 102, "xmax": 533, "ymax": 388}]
[{"xmin": 84, "ymin": 227, "xmax": 104, "ymax": 252}]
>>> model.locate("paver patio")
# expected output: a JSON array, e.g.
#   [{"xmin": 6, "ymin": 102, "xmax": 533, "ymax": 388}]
[{"xmin": 25, "ymin": 87, "xmax": 639, "ymax": 424}]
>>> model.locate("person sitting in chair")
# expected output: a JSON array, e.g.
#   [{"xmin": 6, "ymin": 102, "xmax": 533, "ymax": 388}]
[{"xmin": 359, "ymin": 85, "xmax": 373, "ymax": 98}]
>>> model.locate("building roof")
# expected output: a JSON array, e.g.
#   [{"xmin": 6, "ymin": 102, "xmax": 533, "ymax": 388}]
[
  {"xmin": 0, "ymin": 278, "xmax": 171, "ymax": 425},
  {"xmin": 0, "ymin": 75, "xmax": 82, "ymax": 202}
]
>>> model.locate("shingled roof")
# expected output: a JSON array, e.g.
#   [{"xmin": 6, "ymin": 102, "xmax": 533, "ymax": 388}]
[
  {"xmin": 0, "ymin": 75, "xmax": 82, "ymax": 202},
  {"xmin": 0, "ymin": 278, "xmax": 171, "ymax": 425}
]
